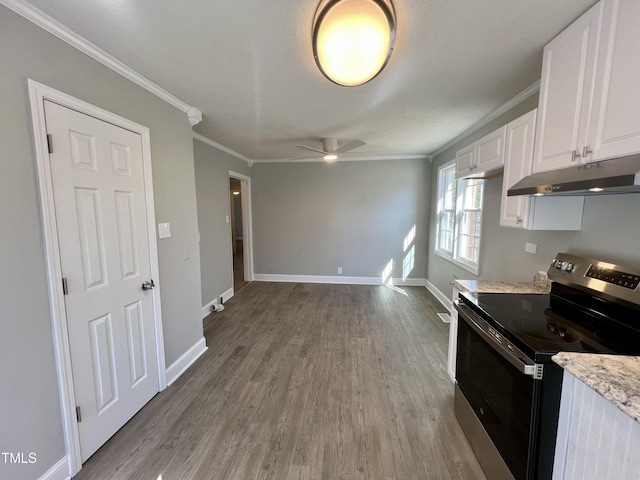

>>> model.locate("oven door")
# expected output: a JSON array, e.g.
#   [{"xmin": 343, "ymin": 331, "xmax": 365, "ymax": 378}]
[{"xmin": 455, "ymin": 301, "xmax": 541, "ymax": 480}]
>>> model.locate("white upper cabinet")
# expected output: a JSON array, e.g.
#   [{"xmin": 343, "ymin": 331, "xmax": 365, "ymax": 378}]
[
  {"xmin": 501, "ymin": 110, "xmax": 537, "ymax": 228},
  {"xmin": 455, "ymin": 144, "xmax": 475, "ymax": 178},
  {"xmin": 456, "ymin": 126, "xmax": 506, "ymax": 179},
  {"xmin": 587, "ymin": 0, "xmax": 640, "ymax": 162},
  {"xmin": 534, "ymin": 0, "xmax": 640, "ymax": 173},
  {"xmin": 533, "ymin": 1, "xmax": 603, "ymax": 173},
  {"xmin": 476, "ymin": 126, "xmax": 507, "ymax": 172},
  {"xmin": 501, "ymin": 109, "xmax": 585, "ymax": 231}
]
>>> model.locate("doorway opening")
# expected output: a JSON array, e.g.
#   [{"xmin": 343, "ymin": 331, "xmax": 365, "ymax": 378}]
[{"xmin": 229, "ymin": 174, "xmax": 252, "ymax": 293}]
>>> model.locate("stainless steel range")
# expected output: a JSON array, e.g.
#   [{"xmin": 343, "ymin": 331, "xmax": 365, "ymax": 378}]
[{"xmin": 454, "ymin": 253, "xmax": 640, "ymax": 480}]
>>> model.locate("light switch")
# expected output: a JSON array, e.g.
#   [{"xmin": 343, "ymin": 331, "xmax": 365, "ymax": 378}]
[
  {"xmin": 525, "ymin": 242, "xmax": 537, "ymax": 254},
  {"xmin": 158, "ymin": 223, "xmax": 171, "ymax": 239},
  {"xmin": 225, "ymin": 215, "xmax": 230, "ymax": 224}
]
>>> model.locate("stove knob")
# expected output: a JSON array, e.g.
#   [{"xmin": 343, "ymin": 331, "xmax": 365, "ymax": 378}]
[{"xmin": 566, "ymin": 263, "xmax": 574, "ymax": 272}]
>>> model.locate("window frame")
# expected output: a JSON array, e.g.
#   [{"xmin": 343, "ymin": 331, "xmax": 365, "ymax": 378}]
[{"xmin": 434, "ymin": 161, "xmax": 484, "ymax": 275}]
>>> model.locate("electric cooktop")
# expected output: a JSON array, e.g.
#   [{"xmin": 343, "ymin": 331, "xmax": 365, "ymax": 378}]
[{"xmin": 460, "ymin": 290, "xmax": 640, "ymax": 363}]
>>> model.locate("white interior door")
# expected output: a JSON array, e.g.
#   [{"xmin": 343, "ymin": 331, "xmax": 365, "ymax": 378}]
[{"xmin": 44, "ymin": 100, "xmax": 159, "ymax": 462}]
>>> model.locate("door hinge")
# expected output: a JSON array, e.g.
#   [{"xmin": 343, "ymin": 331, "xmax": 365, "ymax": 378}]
[
  {"xmin": 62, "ymin": 277, "xmax": 68, "ymax": 296},
  {"xmin": 76, "ymin": 406, "xmax": 82, "ymax": 423},
  {"xmin": 47, "ymin": 134, "xmax": 53, "ymax": 154}
]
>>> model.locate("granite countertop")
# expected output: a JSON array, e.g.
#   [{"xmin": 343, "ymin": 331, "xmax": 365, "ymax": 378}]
[
  {"xmin": 451, "ymin": 279, "xmax": 549, "ymax": 294},
  {"xmin": 553, "ymin": 352, "xmax": 640, "ymax": 423}
]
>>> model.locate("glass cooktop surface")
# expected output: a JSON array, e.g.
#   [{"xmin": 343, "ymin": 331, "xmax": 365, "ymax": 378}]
[{"xmin": 460, "ymin": 292, "xmax": 640, "ymax": 362}]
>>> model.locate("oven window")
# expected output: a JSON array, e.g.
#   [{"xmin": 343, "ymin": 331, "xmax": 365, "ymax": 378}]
[{"xmin": 456, "ymin": 316, "xmax": 535, "ymax": 480}]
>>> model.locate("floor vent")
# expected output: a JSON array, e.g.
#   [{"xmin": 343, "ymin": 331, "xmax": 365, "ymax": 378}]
[{"xmin": 438, "ymin": 312, "xmax": 451, "ymax": 323}]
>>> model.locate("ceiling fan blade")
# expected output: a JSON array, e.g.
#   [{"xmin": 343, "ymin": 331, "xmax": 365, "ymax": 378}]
[
  {"xmin": 335, "ymin": 140, "xmax": 366, "ymax": 154},
  {"xmin": 295, "ymin": 145, "xmax": 327, "ymax": 155}
]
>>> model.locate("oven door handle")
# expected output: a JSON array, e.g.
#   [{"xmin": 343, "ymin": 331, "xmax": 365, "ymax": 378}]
[{"xmin": 455, "ymin": 300, "xmax": 541, "ymax": 378}]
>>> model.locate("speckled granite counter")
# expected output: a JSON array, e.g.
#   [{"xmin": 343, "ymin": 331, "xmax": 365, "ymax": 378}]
[
  {"xmin": 452, "ymin": 279, "xmax": 549, "ymax": 294},
  {"xmin": 553, "ymin": 352, "xmax": 640, "ymax": 423}
]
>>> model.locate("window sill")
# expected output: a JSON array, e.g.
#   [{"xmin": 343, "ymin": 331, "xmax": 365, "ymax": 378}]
[{"xmin": 434, "ymin": 249, "xmax": 480, "ymax": 276}]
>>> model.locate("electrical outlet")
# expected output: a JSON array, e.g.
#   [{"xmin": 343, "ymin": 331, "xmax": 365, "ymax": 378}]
[
  {"xmin": 337, "ymin": 267, "xmax": 343, "ymax": 275},
  {"xmin": 525, "ymin": 242, "xmax": 537, "ymax": 254}
]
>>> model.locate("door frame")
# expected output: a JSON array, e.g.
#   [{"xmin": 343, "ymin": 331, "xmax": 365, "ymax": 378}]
[
  {"xmin": 28, "ymin": 80, "xmax": 167, "ymax": 476},
  {"xmin": 228, "ymin": 171, "xmax": 254, "ymax": 286}
]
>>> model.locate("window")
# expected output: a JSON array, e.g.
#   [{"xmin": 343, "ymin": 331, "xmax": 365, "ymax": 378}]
[{"xmin": 435, "ymin": 162, "xmax": 484, "ymax": 274}]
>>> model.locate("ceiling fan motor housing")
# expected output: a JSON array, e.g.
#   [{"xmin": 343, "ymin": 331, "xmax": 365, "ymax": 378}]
[{"xmin": 323, "ymin": 137, "xmax": 338, "ymax": 152}]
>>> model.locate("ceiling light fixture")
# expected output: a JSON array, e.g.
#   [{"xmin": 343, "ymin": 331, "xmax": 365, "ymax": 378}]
[
  {"xmin": 313, "ymin": 0, "xmax": 396, "ymax": 87},
  {"xmin": 232, "ymin": 191, "xmax": 240, "ymax": 196}
]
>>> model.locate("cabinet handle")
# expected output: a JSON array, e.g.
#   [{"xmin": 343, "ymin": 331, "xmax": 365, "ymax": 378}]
[
  {"xmin": 582, "ymin": 145, "xmax": 592, "ymax": 159},
  {"xmin": 571, "ymin": 150, "xmax": 580, "ymax": 162}
]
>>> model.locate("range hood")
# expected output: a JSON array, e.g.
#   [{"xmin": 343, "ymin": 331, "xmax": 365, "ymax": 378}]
[{"xmin": 508, "ymin": 154, "xmax": 640, "ymax": 196}]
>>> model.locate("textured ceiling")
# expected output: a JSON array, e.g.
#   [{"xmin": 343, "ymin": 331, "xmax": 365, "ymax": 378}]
[{"xmin": 17, "ymin": 0, "xmax": 597, "ymax": 162}]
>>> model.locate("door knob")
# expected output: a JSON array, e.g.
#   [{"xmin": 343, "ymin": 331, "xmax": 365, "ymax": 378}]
[{"xmin": 141, "ymin": 279, "xmax": 155, "ymax": 291}]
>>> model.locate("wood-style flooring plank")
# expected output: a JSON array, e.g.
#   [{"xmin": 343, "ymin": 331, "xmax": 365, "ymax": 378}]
[{"xmin": 73, "ymin": 282, "xmax": 486, "ymax": 480}]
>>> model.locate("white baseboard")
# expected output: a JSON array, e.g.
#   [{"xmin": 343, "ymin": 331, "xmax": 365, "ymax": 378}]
[
  {"xmin": 201, "ymin": 287, "xmax": 235, "ymax": 319},
  {"xmin": 165, "ymin": 337, "xmax": 207, "ymax": 386},
  {"xmin": 38, "ymin": 456, "xmax": 70, "ymax": 480},
  {"xmin": 253, "ymin": 274, "xmax": 426, "ymax": 287},
  {"xmin": 426, "ymin": 280, "xmax": 452, "ymax": 311}
]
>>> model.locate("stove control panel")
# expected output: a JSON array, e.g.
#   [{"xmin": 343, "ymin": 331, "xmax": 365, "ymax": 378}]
[
  {"xmin": 586, "ymin": 265, "xmax": 640, "ymax": 290},
  {"xmin": 549, "ymin": 253, "xmax": 640, "ymax": 306}
]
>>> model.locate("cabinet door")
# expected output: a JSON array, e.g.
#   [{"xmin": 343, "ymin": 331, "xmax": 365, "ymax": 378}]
[
  {"xmin": 587, "ymin": 0, "xmax": 640, "ymax": 162},
  {"xmin": 500, "ymin": 110, "xmax": 536, "ymax": 228},
  {"xmin": 475, "ymin": 125, "xmax": 506, "ymax": 173},
  {"xmin": 455, "ymin": 144, "xmax": 475, "ymax": 178},
  {"xmin": 533, "ymin": 1, "xmax": 604, "ymax": 173}
]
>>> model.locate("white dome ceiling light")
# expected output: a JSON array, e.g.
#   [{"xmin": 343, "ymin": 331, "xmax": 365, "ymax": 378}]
[{"xmin": 312, "ymin": 0, "xmax": 396, "ymax": 87}]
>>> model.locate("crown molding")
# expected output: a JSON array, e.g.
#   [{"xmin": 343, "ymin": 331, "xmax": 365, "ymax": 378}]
[
  {"xmin": 192, "ymin": 133, "xmax": 252, "ymax": 165},
  {"xmin": 1, "ymin": 0, "xmax": 200, "ymax": 119},
  {"xmin": 430, "ymin": 80, "xmax": 540, "ymax": 158}
]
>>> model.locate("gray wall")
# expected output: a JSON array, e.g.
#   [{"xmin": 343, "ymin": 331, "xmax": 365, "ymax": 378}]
[
  {"xmin": 251, "ymin": 159, "xmax": 430, "ymax": 281},
  {"xmin": 0, "ymin": 7, "xmax": 202, "ymax": 479},
  {"xmin": 194, "ymin": 140, "xmax": 250, "ymax": 306},
  {"xmin": 427, "ymin": 93, "xmax": 640, "ymax": 298}
]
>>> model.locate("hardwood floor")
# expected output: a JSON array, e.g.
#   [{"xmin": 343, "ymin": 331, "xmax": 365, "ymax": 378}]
[
  {"xmin": 73, "ymin": 283, "xmax": 486, "ymax": 480},
  {"xmin": 233, "ymin": 252, "xmax": 248, "ymax": 293}
]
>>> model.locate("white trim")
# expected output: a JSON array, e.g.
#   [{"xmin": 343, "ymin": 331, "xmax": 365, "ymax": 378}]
[
  {"xmin": 254, "ymin": 274, "xmax": 426, "ymax": 286},
  {"xmin": 201, "ymin": 287, "xmax": 234, "ymax": 319},
  {"xmin": 37, "ymin": 456, "xmax": 70, "ymax": 480},
  {"xmin": 165, "ymin": 337, "xmax": 208, "ymax": 387},
  {"xmin": 229, "ymin": 171, "xmax": 254, "ymax": 283},
  {"xmin": 426, "ymin": 280, "xmax": 452, "ymax": 311},
  {"xmin": 430, "ymin": 81, "xmax": 540, "ymax": 157},
  {"xmin": 434, "ymin": 248, "xmax": 481, "ymax": 276},
  {"xmin": 1, "ymin": 0, "xmax": 198, "ymax": 119},
  {"xmin": 251, "ymin": 154, "xmax": 428, "ymax": 164},
  {"xmin": 28, "ymin": 80, "xmax": 166, "ymax": 476},
  {"xmin": 552, "ymin": 372, "xmax": 575, "ymax": 480},
  {"xmin": 193, "ymin": 132, "xmax": 252, "ymax": 165}
]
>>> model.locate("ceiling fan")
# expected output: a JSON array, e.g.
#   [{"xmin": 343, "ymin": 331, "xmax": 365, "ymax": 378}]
[{"xmin": 296, "ymin": 137, "xmax": 366, "ymax": 161}]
